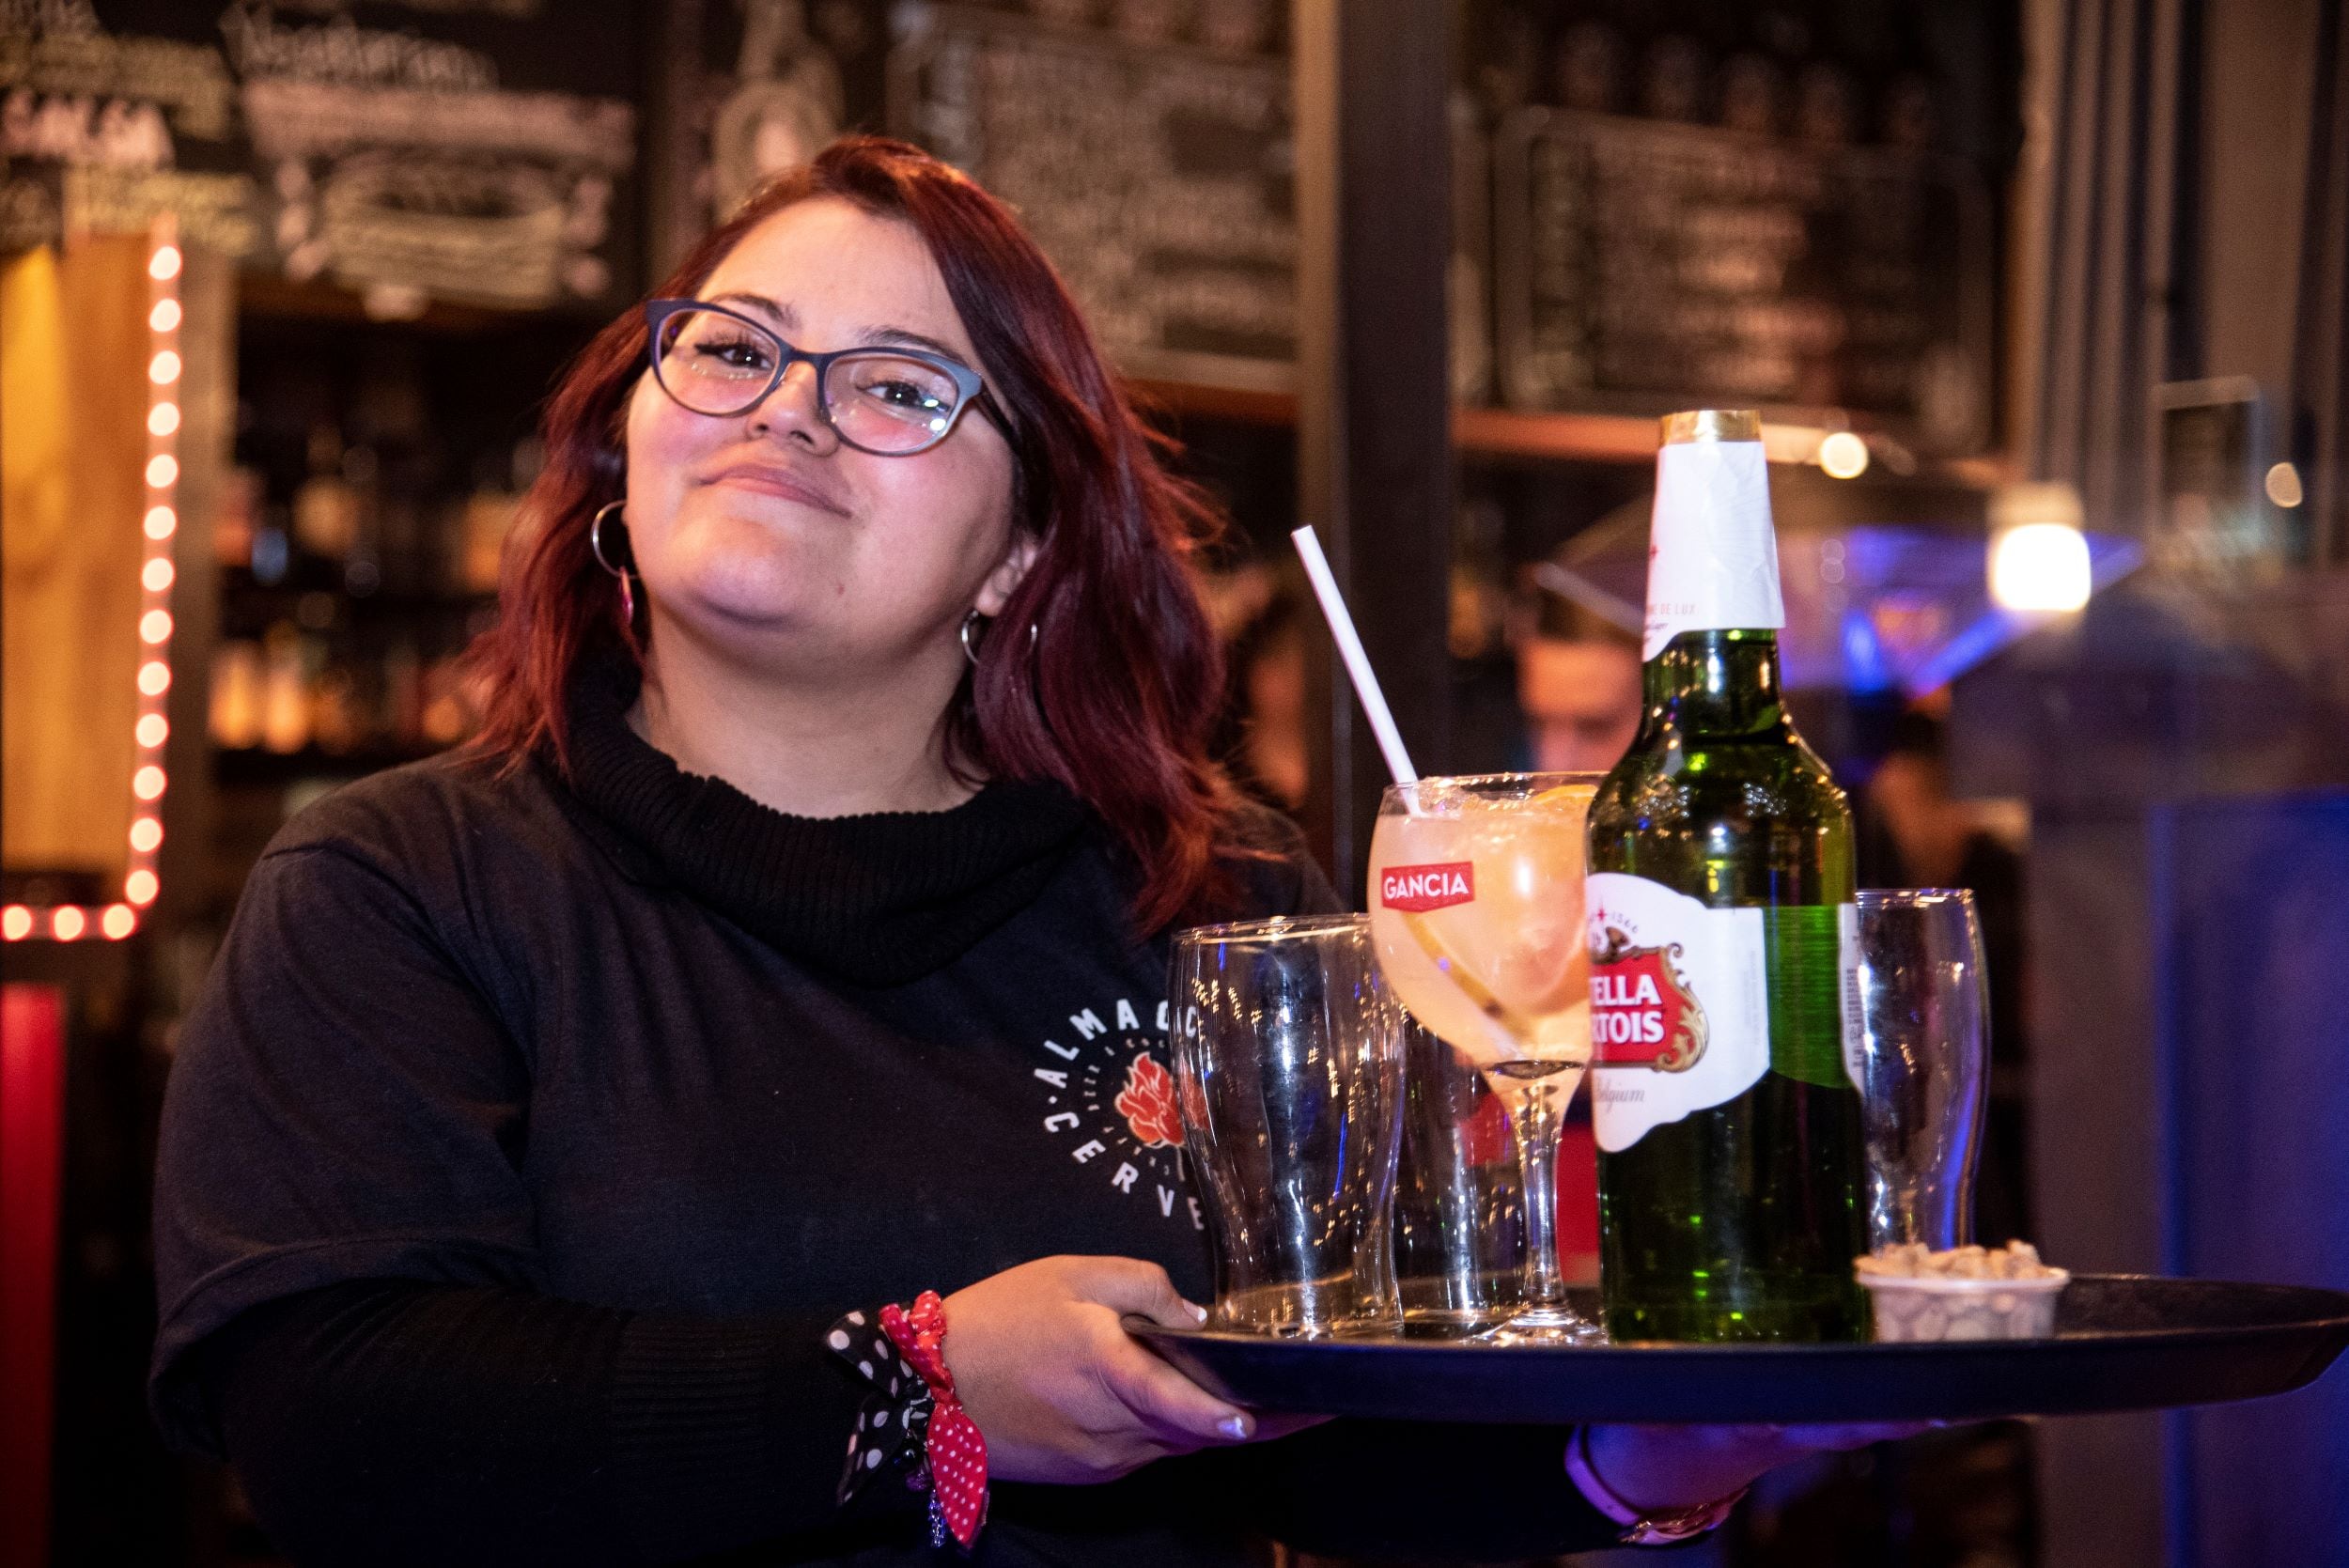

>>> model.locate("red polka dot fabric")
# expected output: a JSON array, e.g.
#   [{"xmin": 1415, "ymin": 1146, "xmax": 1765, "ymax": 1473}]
[{"xmin": 880, "ymin": 1292, "xmax": 990, "ymax": 1549}]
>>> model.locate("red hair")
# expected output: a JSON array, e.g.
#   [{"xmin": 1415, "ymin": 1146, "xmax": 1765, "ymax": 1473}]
[{"xmin": 467, "ymin": 136, "xmax": 1245, "ymax": 931}]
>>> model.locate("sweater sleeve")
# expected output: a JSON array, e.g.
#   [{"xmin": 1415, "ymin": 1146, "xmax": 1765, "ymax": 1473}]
[{"xmin": 195, "ymin": 1281, "xmax": 905, "ymax": 1568}]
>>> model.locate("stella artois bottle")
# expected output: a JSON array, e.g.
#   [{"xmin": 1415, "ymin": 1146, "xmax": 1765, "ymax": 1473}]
[{"xmin": 1585, "ymin": 409, "xmax": 1870, "ymax": 1342}]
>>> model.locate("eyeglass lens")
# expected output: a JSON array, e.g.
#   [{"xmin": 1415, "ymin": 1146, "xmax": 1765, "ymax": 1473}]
[{"xmin": 655, "ymin": 307, "xmax": 967, "ymax": 453}]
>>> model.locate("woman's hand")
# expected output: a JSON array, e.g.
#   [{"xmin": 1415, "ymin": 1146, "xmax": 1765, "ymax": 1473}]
[
  {"xmin": 942, "ymin": 1255, "xmax": 1319, "ymax": 1484},
  {"xmin": 1580, "ymin": 1420, "xmax": 1945, "ymax": 1516}
]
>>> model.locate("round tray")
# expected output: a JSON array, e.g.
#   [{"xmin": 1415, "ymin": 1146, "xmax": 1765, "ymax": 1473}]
[{"xmin": 1128, "ymin": 1276, "xmax": 2349, "ymax": 1424}]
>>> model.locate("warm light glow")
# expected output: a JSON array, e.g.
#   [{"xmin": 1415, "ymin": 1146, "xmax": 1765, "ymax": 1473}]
[
  {"xmin": 148, "ymin": 401, "xmax": 180, "ymax": 436},
  {"xmin": 130, "ymin": 816, "xmax": 164, "ymax": 852},
  {"xmin": 143, "ymin": 557, "xmax": 176, "ymax": 592},
  {"xmin": 148, "ymin": 244, "xmax": 182, "ymax": 280},
  {"xmin": 52, "ymin": 907, "xmax": 86, "ymax": 940},
  {"xmin": 126, "ymin": 869, "xmax": 160, "ymax": 906},
  {"xmin": 1990, "ymin": 523, "xmax": 2092, "ymax": 613},
  {"xmin": 2265, "ymin": 462, "xmax": 2305, "ymax": 509},
  {"xmin": 136, "ymin": 713, "xmax": 169, "ymax": 748},
  {"xmin": 1, "ymin": 907, "xmax": 30, "ymax": 940},
  {"xmin": 101, "ymin": 905, "xmax": 137, "ymax": 939},
  {"xmin": 138, "ymin": 660, "xmax": 171, "ymax": 696},
  {"xmin": 149, "ymin": 349, "xmax": 182, "ymax": 384},
  {"xmin": 1817, "ymin": 431, "xmax": 1871, "ymax": 480},
  {"xmin": 140, "ymin": 608, "xmax": 174, "ymax": 644},
  {"xmin": 144, "ymin": 505, "xmax": 178, "ymax": 539},
  {"xmin": 147, "ymin": 454, "xmax": 178, "ymax": 488},
  {"xmin": 149, "ymin": 297, "xmax": 181, "ymax": 332},
  {"xmin": 133, "ymin": 765, "xmax": 167, "ymax": 800}
]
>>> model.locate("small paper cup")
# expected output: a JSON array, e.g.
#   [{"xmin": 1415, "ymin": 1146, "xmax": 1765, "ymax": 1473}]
[{"xmin": 1858, "ymin": 1268, "xmax": 2071, "ymax": 1343}]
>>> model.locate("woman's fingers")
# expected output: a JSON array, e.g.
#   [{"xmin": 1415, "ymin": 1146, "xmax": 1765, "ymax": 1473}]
[
  {"xmin": 1074, "ymin": 1255, "xmax": 1210, "ymax": 1329},
  {"xmin": 1108, "ymin": 1340, "xmax": 1253, "ymax": 1441}
]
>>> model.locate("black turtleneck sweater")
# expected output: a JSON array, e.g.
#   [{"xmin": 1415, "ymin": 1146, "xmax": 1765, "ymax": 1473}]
[{"xmin": 148, "ymin": 672, "xmax": 1615, "ymax": 1567}]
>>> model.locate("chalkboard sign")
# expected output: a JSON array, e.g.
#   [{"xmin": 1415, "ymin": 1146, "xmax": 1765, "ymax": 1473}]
[
  {"xmin": 888, "ymin": 6, "xmax": 1294, "ymax": 391},
  {"xmin": 1494, "ymin": 108, "xmax": 1993, "ymax": 453},
  {"xmin": 2, "ymin": 1, "xmax": 641, "ymax": 311}
]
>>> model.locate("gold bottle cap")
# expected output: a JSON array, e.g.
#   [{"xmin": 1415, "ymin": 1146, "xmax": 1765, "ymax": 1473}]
[{"xmin": 1659, "ymin": 409, "xmax": 1762, "ymax": 445}]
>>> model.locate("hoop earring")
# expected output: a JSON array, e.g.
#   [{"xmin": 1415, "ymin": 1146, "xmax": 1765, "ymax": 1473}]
[
  {"xmin": 960, "ymin": 612, "xmax": 1040, "ymax": 667},
  {"xmin": 589, "ymin": 500, "xmax": 637, "ymax": 629}
]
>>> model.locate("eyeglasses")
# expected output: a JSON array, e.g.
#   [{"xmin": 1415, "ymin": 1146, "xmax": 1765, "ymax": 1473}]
[{"xmin": 643, "ymin": 298, "xmax": 1011, "ymax": 458}]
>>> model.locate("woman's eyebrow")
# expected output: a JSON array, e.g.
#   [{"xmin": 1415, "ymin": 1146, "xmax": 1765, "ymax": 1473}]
[{"xmin": 703, "ymin": 290, "xmax": 975, "ymax": 369}]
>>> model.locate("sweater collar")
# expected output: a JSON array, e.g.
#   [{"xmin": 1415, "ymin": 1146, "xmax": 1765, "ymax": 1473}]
[{"xmin": 559, "ymin": 658, "xmax": 1091, "ymax": 987}]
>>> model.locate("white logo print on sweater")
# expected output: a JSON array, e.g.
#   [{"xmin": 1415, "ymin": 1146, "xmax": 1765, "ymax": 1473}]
[{"xmin": 1033, "ymin": 996, "xmax": 1203, "ymax": 1230}]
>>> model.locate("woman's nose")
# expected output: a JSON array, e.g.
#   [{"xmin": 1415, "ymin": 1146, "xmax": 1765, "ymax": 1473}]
[{"xmin": 748, "ymin": 359, "xmax": 836, "ymax": 451}]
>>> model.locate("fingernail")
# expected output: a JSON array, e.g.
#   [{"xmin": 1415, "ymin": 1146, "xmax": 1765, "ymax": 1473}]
[
  {"xmin": 1185, "ymin": 1299, "xmax": 1209, "ymax": 1324},
  {"xmin": 1218, "ymin": 1414, "xmax": 1252, "ymax": 1441}
]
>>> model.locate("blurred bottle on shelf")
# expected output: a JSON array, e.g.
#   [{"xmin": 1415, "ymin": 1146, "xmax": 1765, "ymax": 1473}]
[
  {"xmin": 260, "ymin": 623, "xmax": 312, "ymax": 754},
  {"xmin": 292, "ymin": 424, "xmax": 358, "ymax": 565},
  {"xmin": 216, "ymin": 467, "xmax": 263, "ymax": 571},
  {"xmin": 210, "ymin": 641, "xmax": 265, "ymax": 750}
]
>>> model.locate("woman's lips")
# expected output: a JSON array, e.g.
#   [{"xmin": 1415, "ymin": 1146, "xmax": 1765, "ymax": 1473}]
[{"xmin": 703, "ymin": 464, "xmax": 848, "ymax": 516}]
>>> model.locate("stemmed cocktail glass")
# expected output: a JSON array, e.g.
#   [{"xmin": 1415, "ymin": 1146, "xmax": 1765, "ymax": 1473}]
[{"xmin": 1367, "ymin": 772, "xmax": 1606, "ymax": 1344}]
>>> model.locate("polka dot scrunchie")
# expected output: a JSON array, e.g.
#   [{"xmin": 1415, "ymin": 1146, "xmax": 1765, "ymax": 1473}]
[{"xmin": 827, "ymin": 1291, "xmax": 988, "ymax": 1549}]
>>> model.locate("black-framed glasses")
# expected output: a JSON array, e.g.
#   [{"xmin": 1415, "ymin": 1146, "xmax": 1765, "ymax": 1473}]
[{"xmin": 644, "ymin": 298, "xmax": 1011, "ymax": 458}]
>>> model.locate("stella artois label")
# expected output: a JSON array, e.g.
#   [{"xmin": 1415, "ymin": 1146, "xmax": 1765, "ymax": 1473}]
[
  {"xmin": 1377, "ymin": 862, "xmax": 1475, "ymax": 913},
  {"xmin": 1643, "ymin": 438, "xmax": 1785, "ymax": 660},
  {"xmin": 1585, "ymin": 873, "xmax": 1770, "ymax": 1153}
]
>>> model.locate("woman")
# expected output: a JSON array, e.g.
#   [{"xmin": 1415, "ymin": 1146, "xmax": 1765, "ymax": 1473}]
[{"xmin": 151, "ymin": 138, "xmax": 1897, "ymax": 1567}]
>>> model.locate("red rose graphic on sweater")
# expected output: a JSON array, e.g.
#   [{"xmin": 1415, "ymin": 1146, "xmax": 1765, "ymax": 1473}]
[{"xmin": 1113, "ymin": 1052, "xmax": 1185, "ymax": 1149}]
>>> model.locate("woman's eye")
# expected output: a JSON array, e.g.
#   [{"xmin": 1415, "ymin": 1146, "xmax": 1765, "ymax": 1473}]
[
  {"xmin": 692, "ymin": 335, "xmax": 772, "ymax": 373},
  {"xmin": 865, "ymin": 379, "xmax": 939, "ymax": 409}
]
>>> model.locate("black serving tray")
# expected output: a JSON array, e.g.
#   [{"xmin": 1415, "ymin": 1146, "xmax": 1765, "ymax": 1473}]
[{"xmin": 1128, "ymin": 1276, "xmax": 2349, "ymax": 1424}]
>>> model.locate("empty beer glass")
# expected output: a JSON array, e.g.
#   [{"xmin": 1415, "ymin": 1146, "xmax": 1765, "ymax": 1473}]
[
  {"xmin": 1169, "ymin": 915, "xmax": 1407, "ymax": 1337},
  {"xmin": 1855, "ymin": 889, "xmax": 1990, "ymax": 1250}
]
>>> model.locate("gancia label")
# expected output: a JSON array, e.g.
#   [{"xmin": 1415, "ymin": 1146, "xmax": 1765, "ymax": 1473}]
[{"xmin": 1377, "ymin": 862, "xmax": 1475, "ymax": 912}]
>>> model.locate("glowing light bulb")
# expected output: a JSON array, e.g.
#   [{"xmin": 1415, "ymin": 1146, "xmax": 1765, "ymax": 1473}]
[
  {"xmin": 126, "ymin": 869, "xmax": 160, "ymax": 906},
  {"xmin": 144, "ymin": 557, "xmax": 176, "ymax": 592},
  {"xmin": 147, "ymin": 455, "xmax": 178, "ymax": 488},
  {"xmin": 138, "ymin": 660, "xmax": 171, "ymax": 696},
  {"xmin": 131, "ymin": 816, "xmax": 164, "ymax": 852},
  {"xmin": 1818, "ymin": 431, "xmax": 1870, "ymax": 480},
  {"xmin": 148, "ymin": 245, "xmax": 182, "ymax": 280},
  {"xmin": 133, "ymin": 765, "xmax": 167, "ymax": 800},
  {"xmin": 1, "ymin": 907, "xmax": 31, "ymax": 940},
  {"xmin": 2265, "ymin": 462, "xmax": 2305, "ymax": 509},
  {"xmin": 52, "ymin": 907, "xmax": 86, "ymax": 940},
  {"xmin": 1990, "ymin": 524, "xmax": 2092, "ymax": 613},
  {"xmin": 136, "ymin": 713, "xmax": 169, "ymax": 748},
  {"xmin": 149, "ymin": 298, "xmax": 181, "ymax": 332},
  {"xmin": 145, "ymin": 505, "xmax": 178, "ymax": 539},
  {"xmin": 149, "ymin": 349, "xmax": 182, "ymax": 384},
  {"xmin": 101, "ymin": 905, "xmax": 136, "ymax": 939},
  {"xmin": 148, "ymin": 402, "xmax": 180, "ymax": 436},
  {"xmin": 140, "ymin": 609, "xmax": 174, "ymax": 644}
]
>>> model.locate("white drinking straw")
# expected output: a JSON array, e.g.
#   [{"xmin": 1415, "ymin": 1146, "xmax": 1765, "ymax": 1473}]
[{"xmin": 1290, "ymin": 524, "xmax": 1419, "ymax": 785}]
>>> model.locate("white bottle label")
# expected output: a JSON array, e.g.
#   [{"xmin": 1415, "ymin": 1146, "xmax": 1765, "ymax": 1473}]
[
  {"xmin": 1642, "ymin": 438, "xmax": 1785, "ymax": 660},
  {"xmin": 1586, "ymin": 873, "xmax": 1770, "ymax": 1154},
  {"xmin": 1840, "ymin": 901, "xmax": 1864, "ymax": 1092}
]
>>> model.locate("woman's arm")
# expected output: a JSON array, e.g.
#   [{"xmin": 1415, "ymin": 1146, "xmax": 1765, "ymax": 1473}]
[{"xmin": 200, "ymin": 1281, "xmax": 880, "ymax": 1568}]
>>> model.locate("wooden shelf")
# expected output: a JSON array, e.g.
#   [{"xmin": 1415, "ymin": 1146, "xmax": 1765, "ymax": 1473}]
[{"xmin": 1124, "ymin": 376, "xmax": 2011, "ymax": 485}]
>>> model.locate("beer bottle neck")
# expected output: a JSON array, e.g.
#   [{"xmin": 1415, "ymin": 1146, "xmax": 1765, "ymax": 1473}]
[{"xmin": 1641, "ymin": 629, "xmax": 1786, "ymax": 738}]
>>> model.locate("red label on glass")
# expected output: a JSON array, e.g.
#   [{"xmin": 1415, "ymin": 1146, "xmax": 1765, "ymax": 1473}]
[
  {"xmin": 1590, "ymin": 926, "xmax": 1708, "ymax": 1072},
  {"xmin": 1378, "ymin": 862, "xmax": 1475, "ymax": 911}
]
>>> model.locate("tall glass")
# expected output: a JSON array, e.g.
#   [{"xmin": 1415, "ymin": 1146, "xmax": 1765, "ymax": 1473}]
[
  {"xmin": 1855, "ymin": 889, "xmax": 1989, "ymax": 1250},
  {"xmin": 1368, "ymin": 772, "xmax": 1604, "ymax": 1343}
]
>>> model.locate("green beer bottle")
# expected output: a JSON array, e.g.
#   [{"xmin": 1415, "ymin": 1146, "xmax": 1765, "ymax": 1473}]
[{"xmin": 1585, "ymin": 409, "xmax": 1869, "ymax": 1343}]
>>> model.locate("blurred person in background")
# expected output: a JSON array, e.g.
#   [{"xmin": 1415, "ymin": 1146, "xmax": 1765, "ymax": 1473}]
[{"xmin": 1515, "ymin": 564, "xmax": 1645, "ymax": 778}]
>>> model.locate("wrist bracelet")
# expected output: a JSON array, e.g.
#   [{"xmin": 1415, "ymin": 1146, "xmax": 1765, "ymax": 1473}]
[
  {"xmin": 826, "ymin": 1291, "xmax": 988, "ymax": 1548},
  {"xmin": 1565, "ymin": 1424, "xmax": 1748, "ymax": 1546},
  {"xmin": 880, "ymin": 1291, "xmax": 989, "ymax": 1549}
]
